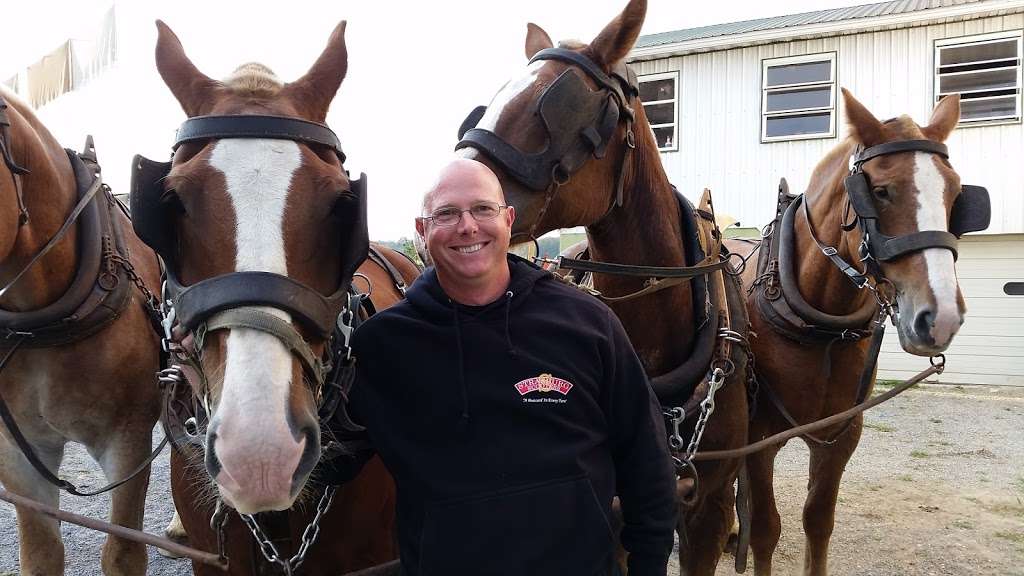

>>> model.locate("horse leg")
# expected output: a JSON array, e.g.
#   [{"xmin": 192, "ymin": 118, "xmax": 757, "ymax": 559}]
[
  {"xmin": 90, "ymin": 428, "xmax": 153, "ymax": 576},
  {"xmin": 801, "ymin": 418, "xmax": 862, "ymax": 576},
  {"xmin": 678, "ymin": 466, "xmax": 735, "ymax": 576},
  {"xmin": 746, "ymin": 444, "xmax": 783, "ymax": 576},
  {"xmin": 0, "ymin": 441, "xmax": 66, "ymax": 575},
  {"xmin": 159, "ymin": 509, "xmax": 189, "ymax": 557}
]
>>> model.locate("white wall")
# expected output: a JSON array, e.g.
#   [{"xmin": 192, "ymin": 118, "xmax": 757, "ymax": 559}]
[{"xmin": 632, "ymin": 12, "xmax": 1024, "ymax": 234}]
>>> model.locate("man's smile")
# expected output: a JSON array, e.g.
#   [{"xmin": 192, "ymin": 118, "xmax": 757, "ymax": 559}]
[{"xmin": 453, "ymin": 241, "xmax": 489, "ymax": 254}]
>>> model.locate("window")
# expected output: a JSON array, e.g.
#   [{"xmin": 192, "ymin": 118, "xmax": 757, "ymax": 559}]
[
  {"xmin": 638, "ymin": 72, "xmax": 678, "ymax": 151},
  {"xmin": 935, "ymin": 31, "xmax": 1022, "ymax": 125},
  {"xmin": 761, "ymin": 53, "xmax": 836, "ymax": 142}
]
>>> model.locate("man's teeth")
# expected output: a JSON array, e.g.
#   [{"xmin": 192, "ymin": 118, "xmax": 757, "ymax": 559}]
[{"xmin": 456, "ymin": 243, "xmax": 485, "ymax": 254}]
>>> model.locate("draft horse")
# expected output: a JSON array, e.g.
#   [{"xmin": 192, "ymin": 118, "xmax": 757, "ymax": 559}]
[
  {"xmin": 729, "ymin": 89, "xmax": 989, "ymax": 575},
  {"xmin": 456, "ymin": 0, "xmax": 752, "ymax": 573},
  {"xmin": 130, "ymin": 21, "xmax": 417, "ymax": 575},
  {"xmin": 0, "ymin": 90, "xmax": 162, "ymax": 574}
]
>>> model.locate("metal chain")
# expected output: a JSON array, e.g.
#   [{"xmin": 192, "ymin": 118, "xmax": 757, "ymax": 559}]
[
  {"xmin": 682, "ymin": 367, "xmax": 726, "ymax": 463},
  {"xmin": 240, "ymin": 485, "xmax": 337, "ymax": 574},
  {"xmin": 108, "ymin": 250, "xmax": 162, "ymax": 315},
  {"xmin": 210, "ymin": 499, "xmax": 230, "ymax": 566}
]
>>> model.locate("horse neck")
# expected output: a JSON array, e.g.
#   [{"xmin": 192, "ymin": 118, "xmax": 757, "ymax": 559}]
[
  {"xmin": 793, "ymin": 139, "xmax": 873, "ymax": 315},
  {"xmin": 0, "ymin": 101, "xmax": 80, "ymax": 311},
  {"xmin": 585, "ymin": 122, "xmax": 695, "ymax": 375}
]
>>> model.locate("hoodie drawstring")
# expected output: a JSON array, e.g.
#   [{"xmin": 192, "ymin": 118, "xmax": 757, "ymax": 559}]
[
  {"xmin": 452, "ymin": 305, "xmax": 470, "ymax": 428},
  {"xmin": 504, "ymin": 290, "xmax": 517, "ymax": 357}
]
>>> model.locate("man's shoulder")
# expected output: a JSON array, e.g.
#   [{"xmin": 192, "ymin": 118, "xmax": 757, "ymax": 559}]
[{"xmin": 352, "ymin": 298, "xmax": 422, "ymax": 347}]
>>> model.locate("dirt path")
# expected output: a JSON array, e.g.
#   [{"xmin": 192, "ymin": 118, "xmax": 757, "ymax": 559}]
[{"xmin": 1, "ymin": 384, "xmax": 1022, "ymax": 575}]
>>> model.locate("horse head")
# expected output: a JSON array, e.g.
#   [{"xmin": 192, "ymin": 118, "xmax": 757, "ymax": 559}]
[
  {"xmin": 834, "ymin": 89, "xmax": 979, "ymax": 355},
  {"xmin": 455, "ymin": 0, "xmax": 651, "ymax": 241},
  {"xmin": 151, "ymin": 21, "xmax": 362, "ymax": 513}
]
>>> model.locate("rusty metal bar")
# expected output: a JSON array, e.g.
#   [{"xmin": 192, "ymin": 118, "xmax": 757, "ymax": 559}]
[{"xmin": 0, "ymin": 487, "xmax": 228, "ymax": 569}]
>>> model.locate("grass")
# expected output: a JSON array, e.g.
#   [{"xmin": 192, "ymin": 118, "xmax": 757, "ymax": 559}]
[
  {"xmin": 987, "ymin": 502, "xmax": 1024, "ymax": 519},
  {"xmin": 864, "ymin": 421, "xmax": 896, "ymax": 432},
  {"xmin": 1014, "ymin": 475, "xmax": 1024, "ymax": 495},
  {"xmin": 910, "ymin": 449, "xmax": 931, "ymax": 459},
  {"xmin": 952, "ymin": 519, "xmax": 974, "ymax": 530},
  {"xmin": 929, "ymin": 418, "xmax": 943, "ymax": 424},
  {"xmin": 897, "ymin": 474, "xmax": 914, "ymax": 482}
]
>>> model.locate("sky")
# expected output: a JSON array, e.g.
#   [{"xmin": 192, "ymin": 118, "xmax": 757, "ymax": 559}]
[{"xmin": 1, "ymin": 0, "xmax": 858, "ymax": 240}]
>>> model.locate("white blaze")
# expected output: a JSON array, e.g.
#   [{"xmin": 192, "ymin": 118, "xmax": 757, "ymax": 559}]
[
  {"xmin": 208, "ymin": 139, "xmax": 302, "ymax": 465},
  {"xmin": 476, "ymin": 61, "xmax": 545, "ymax": 131},
  {"xmin": 913, "ymin": 152, "xmax": 960, "ymax": 344}
]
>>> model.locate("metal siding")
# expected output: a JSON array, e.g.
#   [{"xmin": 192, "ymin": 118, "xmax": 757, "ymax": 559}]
[{"xmin": 642, "ymin": 14, "xmax": 1022, "ymax": 233}]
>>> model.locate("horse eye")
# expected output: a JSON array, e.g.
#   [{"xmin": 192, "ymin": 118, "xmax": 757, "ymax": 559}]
[{"xmin": 872, "ymin": 186, "xmax": 890, "ymax": 200}]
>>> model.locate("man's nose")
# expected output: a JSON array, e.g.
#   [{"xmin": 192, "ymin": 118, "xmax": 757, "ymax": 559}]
[{"xmin": 456, "ymin": 210, "xmax": 479, "ymax": 233}]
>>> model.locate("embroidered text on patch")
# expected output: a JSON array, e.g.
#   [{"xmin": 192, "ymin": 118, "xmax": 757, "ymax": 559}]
[{"xmin": 515, "ymin": 373, "xmax": 573, "ymax": 396}]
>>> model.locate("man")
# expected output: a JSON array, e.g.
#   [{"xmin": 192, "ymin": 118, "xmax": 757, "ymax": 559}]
[{"xmin": 349, "ymin": 158, "xmax": 676, "ymax": 576}]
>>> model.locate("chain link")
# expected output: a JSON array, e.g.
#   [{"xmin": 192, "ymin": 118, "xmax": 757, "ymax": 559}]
[
  {"xmin": 108, "ymin": 252, "xmax": 161, "ymax": 314},
  {"xmin": 240, "ymin": 485, "xmax": 337, "ymax": 574},
  {"xmin": 682, "ymin": 367, "xmax": 726, "ymax": 463}
]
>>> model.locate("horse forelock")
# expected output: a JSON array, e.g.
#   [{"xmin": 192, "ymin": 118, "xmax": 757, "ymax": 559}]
[
  {"xmin": 223, "ymin": 62, "xmax": 283, "ymax": 94},
  {"xmin": 558, "ymin": 39, "xmax": 586, "ymax": 50}
]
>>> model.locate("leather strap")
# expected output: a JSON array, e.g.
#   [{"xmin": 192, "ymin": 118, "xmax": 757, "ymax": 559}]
[
  {"xmin": 205, "ymin": 307, "xmax": 327, "ymax": 383},
  {"xmin": 854, "ymin": 140, "xmax": 947, "ymax": 166},
  {"xmin": 174, "ymin": 115, "xmax": 346, "ymax": 163}
]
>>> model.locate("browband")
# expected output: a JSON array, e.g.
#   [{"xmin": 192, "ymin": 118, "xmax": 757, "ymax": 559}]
[
  {"xmin": 854, "ymin": 140, "xmax": 948, "ymax": 167},
  {"xmin": 174, "ymin": 115, "xmax": 346, "ymax": 163}
]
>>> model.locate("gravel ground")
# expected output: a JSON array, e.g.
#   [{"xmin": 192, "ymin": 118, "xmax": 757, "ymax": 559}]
[{"xmin": 2, "ymin": 384, "xmax": 1022, "ymax": 575}]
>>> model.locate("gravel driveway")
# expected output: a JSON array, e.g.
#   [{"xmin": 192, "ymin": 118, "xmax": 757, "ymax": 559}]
[{"xmin": 2, "ymin": 383, "xmax": 1022, "ymax": 575}]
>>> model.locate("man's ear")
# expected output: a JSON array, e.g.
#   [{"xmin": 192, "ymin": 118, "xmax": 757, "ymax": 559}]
[
  {"xmin": 506, "ymin": 205, "xmax": 516, "ymax": 229},
  {"xmin": 415, "ymin": 218, "xmax": 426, "ymax": 240}
]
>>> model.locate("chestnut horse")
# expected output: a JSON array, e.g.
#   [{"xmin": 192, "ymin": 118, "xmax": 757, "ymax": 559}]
[
  {"xmin": 728, "ymin": 90, "xmax": 980, "ymax": 575},
  {"xmin": 0, "ymin": 90, "xmax": 161, "ymax": 574},
  {"xmin": 143, "ymin": 21, "xmax": 415, "ymax": 574},
  {"xmin": 455, "ymin": 0, "xmax": 750, "ymax": 573}
]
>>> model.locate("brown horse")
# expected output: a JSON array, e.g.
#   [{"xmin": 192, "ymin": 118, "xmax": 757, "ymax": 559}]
[
  {"xmin": 455, "ymin": 0, "xmax": 750, "ymax": 573},
  {"xmin": 146, "ymin": 21, "xmax": 416, "ymax": 574},
  {"xmin": 728, "ymin": 89, "xmax": 974, "ymax": 576},
  {"xmin": 0, "ymin": 90, "xmax": 161, "ymax": 574}
]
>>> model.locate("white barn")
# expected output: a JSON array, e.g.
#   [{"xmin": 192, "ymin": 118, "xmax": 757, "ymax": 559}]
[{"xmin": 627, "ymin": 0, "xmax": 1024, "ymax": 386}]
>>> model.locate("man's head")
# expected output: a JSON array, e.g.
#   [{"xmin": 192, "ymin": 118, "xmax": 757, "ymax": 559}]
[{"xmin": 416, "ymin": 158, "xmax": 516, "ymax": 304}]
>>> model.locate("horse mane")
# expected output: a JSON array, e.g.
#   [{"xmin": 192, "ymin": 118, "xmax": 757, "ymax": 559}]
[
  {"xmin": 558, "ymin": 39, "xmax": 586, "ymax": 49},
  {"xmin": 223, "ymin": 62, "xmax": 283, "ymax": 95}
]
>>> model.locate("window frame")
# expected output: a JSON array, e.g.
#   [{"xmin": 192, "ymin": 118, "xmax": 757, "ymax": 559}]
[
  {"xmin": 760, "ymin": 52, "xmax": 838, "ymax": 143},
  {"xmin": 934, "ymin": 30, "xmax": 1023, "ymax": 128},
  {"xmin": 637, "ymin": 71, "xmax": 679, "ymax": 152}
]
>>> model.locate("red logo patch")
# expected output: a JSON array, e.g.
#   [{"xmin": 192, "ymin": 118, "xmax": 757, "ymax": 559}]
[{"xmin": 514, "ymin": 373, "xmax": 573, "ymax": 396}]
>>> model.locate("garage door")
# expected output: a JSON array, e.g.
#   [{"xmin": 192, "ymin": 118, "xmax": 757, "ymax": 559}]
[{"xmin": 876, "ymin": 233, "xmax": 1024, "ymax": 387}]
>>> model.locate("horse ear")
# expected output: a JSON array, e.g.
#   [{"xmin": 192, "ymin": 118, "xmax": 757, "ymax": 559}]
[
  {"xmin": 922, "ymin": 94, "xmax": 960, "ymax": 142},
  {"xmin": 841, "ymin": 88, "xmax": 885, "ymax": 147},
  {"xmin": 525, "ymin": 23, "xmax": 554, "ymax": 60},
  {"xmin": 155, "ymin": 20, "xmax": 220, "ymax": 117},
  {"xmin": 282, "ymin": 21, "xmax": 348, "ymax": 122},
  {"xmin": 586, "ymin": 0, "xmax": 647, "ymax": 70}
]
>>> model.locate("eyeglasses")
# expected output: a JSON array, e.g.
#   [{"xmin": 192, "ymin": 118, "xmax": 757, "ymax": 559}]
[{"xmin": 421, "ymin": 201, "xmax": 508, "ymax": 227}]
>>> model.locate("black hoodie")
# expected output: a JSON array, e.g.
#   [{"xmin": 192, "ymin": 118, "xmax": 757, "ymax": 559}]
[{"xmin": 350, "ymin": 255, "xmax": 676, "ymax": 576}]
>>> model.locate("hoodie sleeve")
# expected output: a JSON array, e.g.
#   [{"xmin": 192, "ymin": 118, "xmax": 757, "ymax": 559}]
[{"xmin": 603, "ymin": 310, "xmax": 677, "ymax": 575}]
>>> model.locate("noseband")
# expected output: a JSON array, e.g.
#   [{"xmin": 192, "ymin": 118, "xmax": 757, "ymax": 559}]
[{"xmin": 455, "ymin": 48, "xmax": 640, "ymax": 240}]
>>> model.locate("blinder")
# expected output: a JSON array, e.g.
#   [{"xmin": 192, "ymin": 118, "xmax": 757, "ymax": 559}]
[
  {"xmin": 455, "ymin": 47, "xmax": 638, "ymax": 193},
  {"xmin": 130, "ymin": 114, "xmax": 368, "ymax": 339},
  {"xmin": 843, "ymin": 140, "xmax": 991, "ymax": 263}
]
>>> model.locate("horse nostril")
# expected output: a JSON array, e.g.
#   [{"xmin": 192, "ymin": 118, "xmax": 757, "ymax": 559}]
[{"xmin": 913, "ymin": 309, "xmax": 936, "ymax": 345}]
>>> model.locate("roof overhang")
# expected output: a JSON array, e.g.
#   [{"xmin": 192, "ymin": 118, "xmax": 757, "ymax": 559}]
[{"xmin": 629, "ymin": 0, "xmax": 1024, "ymax": 62}]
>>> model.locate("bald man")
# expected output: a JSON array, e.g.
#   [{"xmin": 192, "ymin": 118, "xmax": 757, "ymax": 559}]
[{"xmin": 348, "ymin": 159, "xmax": 676, "ymax": 576}]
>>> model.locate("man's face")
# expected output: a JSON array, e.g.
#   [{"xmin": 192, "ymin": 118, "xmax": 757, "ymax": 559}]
[{"xmin": 416, "ymin": 168, "xmax": 515, "ymax": 287}]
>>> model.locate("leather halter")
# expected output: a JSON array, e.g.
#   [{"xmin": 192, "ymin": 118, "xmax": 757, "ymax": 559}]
[
  {"xmin": 132, "ymin": 114, "xmax": 369, "ymax": 442},
  {"xmin": 455, "ymin": 48, "xmax": 639, "ymax": 241}
]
